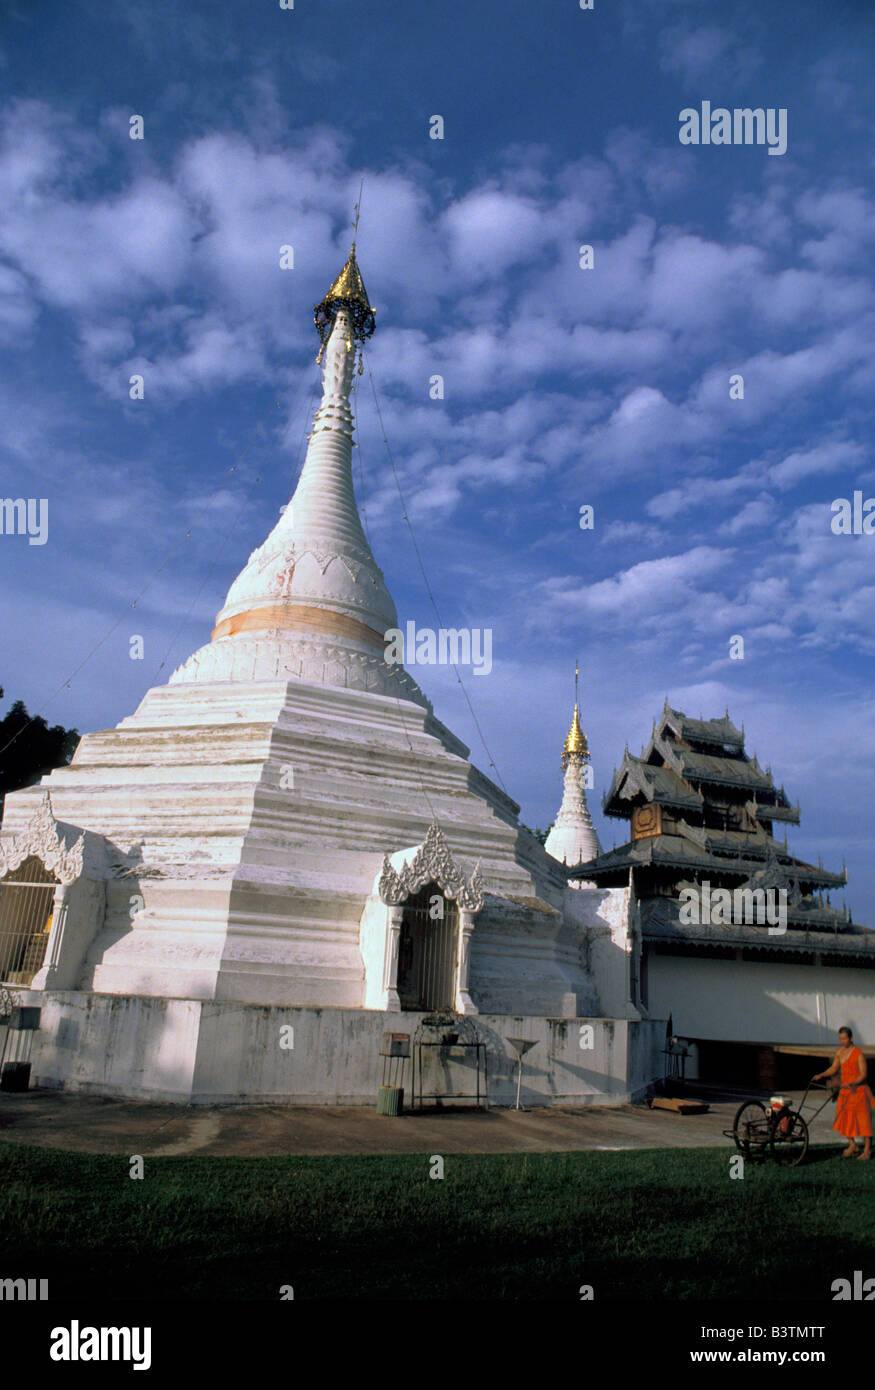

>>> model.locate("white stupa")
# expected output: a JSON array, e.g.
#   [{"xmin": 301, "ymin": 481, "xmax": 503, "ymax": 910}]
[
  {"xmin": 545, "ymin": 669, "xmax": 602, "ymax": 879},
  {"xmin": 169, "ymin": 251, "xmax": 420, "ymax": 702},
  {"xmin": 0, "ymin": 249, "xmax": 653, "ymax": 1105}
]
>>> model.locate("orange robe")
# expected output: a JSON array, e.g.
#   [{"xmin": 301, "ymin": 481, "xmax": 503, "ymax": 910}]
[{"xmin": 833, "ymin": 1047, "xmax": 874, "ymax": 1139}]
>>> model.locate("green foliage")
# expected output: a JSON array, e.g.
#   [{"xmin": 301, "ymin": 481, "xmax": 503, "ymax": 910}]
[
  {"xmin": 522, "ymin": 822, "xmax": 553, "ymax": 845},
  {"xmin": 0, "ymin": 687, "xmax": 79, "ymax": 813},
  {"xmin": 0, "ymin": 1141, "xmax": 870, "ymax": 1300}
]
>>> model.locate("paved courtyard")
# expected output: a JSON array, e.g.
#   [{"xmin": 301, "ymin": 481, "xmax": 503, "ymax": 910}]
[{"xmin": 0, "ymin": 1087, "xmax": 844, "ymax": 1157}]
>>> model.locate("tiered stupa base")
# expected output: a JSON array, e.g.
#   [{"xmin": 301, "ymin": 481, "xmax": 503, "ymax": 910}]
[{"xmin": 3, "ymin": 677, "xmax": 597, "ymax": 1014}]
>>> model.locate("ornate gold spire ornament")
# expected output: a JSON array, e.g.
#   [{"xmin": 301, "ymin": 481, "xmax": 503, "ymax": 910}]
[
  {"xmin": 314, "ymin": 182, "xmax": 376, "ymax": 350},
  {"xmin": 562, "ymin": 661, "xmax": 590, "ymax": 766}
]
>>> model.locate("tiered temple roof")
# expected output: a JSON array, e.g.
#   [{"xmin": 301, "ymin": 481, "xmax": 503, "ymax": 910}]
[
  {"xmin": 604, "ymin": 701, "xmax": 800, "ymax": 825},
  {"xmin": 570, "ymin": 699, "xmax": 873, "ymax": 960}
]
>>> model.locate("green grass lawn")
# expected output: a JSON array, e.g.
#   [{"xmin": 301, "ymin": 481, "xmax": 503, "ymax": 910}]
[{"xmin": 1, "ymin": 1140, "xmax": 872, "ymax": 1300}]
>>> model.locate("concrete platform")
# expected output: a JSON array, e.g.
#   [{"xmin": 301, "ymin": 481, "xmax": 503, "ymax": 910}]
[
  {"xmin": 17, "ymin": 994, "xmax": 662, "ymax": 1107},
  {"xmin": 0, "ymin": 1087, "xmax": 842, "ymax": 1157}
]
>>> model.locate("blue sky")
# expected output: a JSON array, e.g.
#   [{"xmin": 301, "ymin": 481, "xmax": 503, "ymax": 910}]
[{"xmin": 1, "ymin": 0, "xmax": 874, "ymax": 914}]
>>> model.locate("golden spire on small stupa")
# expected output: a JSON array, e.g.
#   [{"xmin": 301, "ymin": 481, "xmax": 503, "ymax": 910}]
[
  {"xmin": 562, "ymin": 661, "xmax": 590, "ymax": 767},
  {"xmin": 314, "ymin": 181, "xmax": 376, "ymax": 348}
]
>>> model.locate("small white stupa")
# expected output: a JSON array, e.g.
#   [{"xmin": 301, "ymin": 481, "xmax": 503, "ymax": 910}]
[{"xmin": 545, "ymin": 666, "xmax": 602, "ymax": 882}]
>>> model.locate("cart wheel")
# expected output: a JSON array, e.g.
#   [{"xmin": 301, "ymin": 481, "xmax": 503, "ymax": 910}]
[
  {"xmin": 770, "ymin": 1109, "xmax": 809, "ymax": 1167},
  {"xmin": 732, "ymin": 1099, "xmax": 768, "ymax": 1158}
]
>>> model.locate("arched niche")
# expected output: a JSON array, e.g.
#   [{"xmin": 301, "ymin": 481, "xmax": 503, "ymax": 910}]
[
  {"xmin": 0, "ymin": 856, "xmax": 58, "ymax": 986},
  {"xmin": 396, "ymin": 881, "xmax": 459, "ymax": 1012},
  {"xmin": 359, "ymin": 820, "xmax": 483, "ymax": 1015},
  {"xmin": 0, "ymin": 795, "xmax": 107, "ymax": 993}
]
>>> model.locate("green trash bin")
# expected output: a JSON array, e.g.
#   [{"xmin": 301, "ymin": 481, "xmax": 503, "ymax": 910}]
[
  {"xmin": 378, "ymin": 1032, "xmax": 409, "ymax": 1115},
  {"xmin": 377, "ymin": 1085, "xmax": 404, "ymax": 1116}
]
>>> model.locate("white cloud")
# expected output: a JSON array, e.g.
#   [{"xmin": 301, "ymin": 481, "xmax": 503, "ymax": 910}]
[
  {"xmin": 544, "ymin": 545, "xmax": 732, "ymax": 620},
  {"xmin": 798, "ymin": 188, "xmax": 875, "ymax": 270},
  {"xmin": 444, "ymin": 189, "xmax": 547, "ymax": 278},
  {"xmin": 722, "ymin": 493, "xmax": 778, "ymax": 535},
  {"xmin": 659, "ymin": 25, "xmax": 738, "ymax": 81},
  {"xmin": 0, "ymin": 262, "xmax": 37, "ymax": 337},
  {"xmin": 768, "ymin": 440, "xmax": 867, "ymax": 489}
]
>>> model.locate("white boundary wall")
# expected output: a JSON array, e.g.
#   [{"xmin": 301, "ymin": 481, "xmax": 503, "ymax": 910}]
[
  {"xmin": 648, "ymin": 954, "xmax": 875, "ymax": 1047},
  {"xmin": 23, "ymin": 991, "xmax": 664, "ymax": 1107}
]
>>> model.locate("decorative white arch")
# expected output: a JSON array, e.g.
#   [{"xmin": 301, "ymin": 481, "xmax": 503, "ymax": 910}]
[
  {"xmin": 377, "ymin": 819, "xmax": 484, "ymax": 911},
  {"xmin": 0, "ymin": 795, "xmax": 85, "ymax": 885},
  {"xmin": 0, "ymin": 794, "xmax": 107, "ymax": 992},
  {"xmin": 362, "ymin": 821, "xmax": 484, "ymax": 1015}
]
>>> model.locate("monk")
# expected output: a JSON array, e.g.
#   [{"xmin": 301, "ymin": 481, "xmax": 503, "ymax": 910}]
[{"xmin": 813, "ymin": 1027, "xmax": 873, "ymax": 1159}]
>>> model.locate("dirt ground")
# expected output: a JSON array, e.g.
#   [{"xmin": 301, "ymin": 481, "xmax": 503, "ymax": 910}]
[{"xmin": 0, "ymin": 1085, "xmax": 845, "ymax": 1156}]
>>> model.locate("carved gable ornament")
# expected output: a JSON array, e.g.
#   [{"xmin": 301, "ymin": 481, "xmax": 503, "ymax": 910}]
[
  {"xmin": 0, "ymin": 794, "xmax": 85, "ymax": 886},
  {"xmin": 378, "ymin": 820, "xmax": 484, "ymax": 912},
  {"xmin": 618, "ymin": 759, "xmax": 654, "ymax": 803},
  {"xmin": 743, "ymin": 846, "xmax": 802, "ymax": 905}
]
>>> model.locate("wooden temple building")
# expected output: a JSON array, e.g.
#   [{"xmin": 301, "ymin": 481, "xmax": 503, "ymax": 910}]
[{"xmin": 568, "ymin": 700, "xmax": 875, "ymax": 1088}]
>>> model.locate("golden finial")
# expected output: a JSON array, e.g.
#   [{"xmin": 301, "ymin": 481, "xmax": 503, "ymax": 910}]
[
  {"xmin": 313, "ymin": 181, "xmax": 375, "ymax": 347},
  {"xmin": 562, "ymin": 660, "xmax": 590, "ymax": 766}
]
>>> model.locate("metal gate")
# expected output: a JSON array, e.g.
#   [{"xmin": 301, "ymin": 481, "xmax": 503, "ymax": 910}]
[
  {"xmin": 397, "ymin": 882, "xmax": 458, "ymax": 1011},
  {"xmin": 0, "ymin": 856, "xmax": 57, "ymax": 985}
]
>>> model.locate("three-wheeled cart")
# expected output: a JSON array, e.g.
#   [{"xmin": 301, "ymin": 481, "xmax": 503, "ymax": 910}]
[{"xmin": 724, "ymin": 1077, "xmax": 838, "ymax": 1167}]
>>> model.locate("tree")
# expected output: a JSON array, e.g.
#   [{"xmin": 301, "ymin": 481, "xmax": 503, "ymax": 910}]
[
  {"xmin": 0, "ymin": 686, "xmax": 79, "ymax": 816},
  {"xmin": 522, "ymin": 822, "xmax": 554, "ymax": 845}
]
